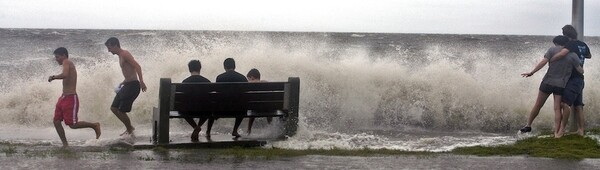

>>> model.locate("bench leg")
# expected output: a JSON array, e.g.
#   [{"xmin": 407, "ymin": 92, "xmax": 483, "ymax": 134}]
[
  {"xmin": 153, "ymin": 107, "xmax": 170, "ymax": 144},
  {"xmin": 157, "ymin": 112, "xmax": 170, "ymax": 145},
  {"xmin": 284, "ymin": 77, "xmax": 300, "ymax": 137},
  {"xmin": 152, "ymin": 107, "xmax": 158, "ymax": 143}
]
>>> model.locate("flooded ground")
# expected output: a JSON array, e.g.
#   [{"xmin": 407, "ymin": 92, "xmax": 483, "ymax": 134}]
[
  {"xmin": 2, "ymin": 145, "xmax": 600, "ymax": 169},
  {"xmin": 1, "ymin": 126, "xmax": 600, "ymax": 169}
]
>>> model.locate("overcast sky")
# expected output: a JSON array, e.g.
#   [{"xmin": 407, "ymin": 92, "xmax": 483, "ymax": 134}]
[{"xmin": 1, "ymin": 0, "xmax": 598, "ymax": 36}]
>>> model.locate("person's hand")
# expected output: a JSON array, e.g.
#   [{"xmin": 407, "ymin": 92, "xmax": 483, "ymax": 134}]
[
  {"xmin": 521, "ymin": 72, "xmax": 533, "ymax": 77},
  {"xmin": 140, "ymin": 81, "xmax": 147, "ymax": 92},
  {"xmin": 48, "ymin": 75, "xmax": 54, "ymax": 82}
]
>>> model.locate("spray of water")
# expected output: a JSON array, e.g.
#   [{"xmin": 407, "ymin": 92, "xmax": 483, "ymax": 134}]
[{"xmin": 1, "ymin": 30, "xmax": 599, "ymax": 150}]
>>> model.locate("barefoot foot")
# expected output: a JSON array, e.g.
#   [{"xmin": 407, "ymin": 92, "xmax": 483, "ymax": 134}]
[
  {"xmin": 120, "ymin": 127, "xmax": 135, "ymax": 136},
  {"xmin": 191, "ymin": 127, "xmax": 201, "ymax": 141},
  {"xmin": 93, "ymin": 123, "xmax": 101, "ymax": 139},
  {"xmin": 555, "ymin": 131, "xmax": 564, "ymax": 138},
  {"xmin": 578, "ymin": 130, "xmax": 585, "ymax": 136},
  {"xmin": 232, "ymin": 132, "xmax": 241, "ymax": 138}
]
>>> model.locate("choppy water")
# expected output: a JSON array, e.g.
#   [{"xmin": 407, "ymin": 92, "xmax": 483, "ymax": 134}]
[{"xmin": 1, "ymin": 28, "xmax": 600, "ymax": 154}]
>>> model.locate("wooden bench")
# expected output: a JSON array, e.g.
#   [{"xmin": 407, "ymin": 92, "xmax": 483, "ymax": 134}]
[{"xmin": 152, "ymin": 77, "xmax": 300, "ymax": 145}]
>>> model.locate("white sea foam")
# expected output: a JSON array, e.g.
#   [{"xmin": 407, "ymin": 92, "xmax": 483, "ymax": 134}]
[{"xmin": 268, "ymin": 129, "xmax": 516, "ymax": 152}]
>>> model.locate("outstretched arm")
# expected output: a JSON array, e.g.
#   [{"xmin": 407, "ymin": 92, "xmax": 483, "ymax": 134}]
[{"xmin": 521, "ymin": 58, "xmax": 548, "ymax": 77}]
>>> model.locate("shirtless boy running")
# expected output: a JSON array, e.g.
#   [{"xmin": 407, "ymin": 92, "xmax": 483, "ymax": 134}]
[
  {"xmin": 105, "ymin": 37, "xmax": 147, "ymax": 137},
  {"xmin": 49, "ymin": 47, "xmax": 101, "ymax": 147}
]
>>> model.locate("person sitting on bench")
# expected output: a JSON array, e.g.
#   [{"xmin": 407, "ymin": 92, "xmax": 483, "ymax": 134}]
[
  {"xmin": 214, "ymin": 58, "xmax": 248, "ymax": 138},
  {"xmin": 180, "ymin": 60, "xmax": 212, "ymax": 141},
  {"xmin": 245, "ymin": 68, "xmax": 272, "ymax": 135}
]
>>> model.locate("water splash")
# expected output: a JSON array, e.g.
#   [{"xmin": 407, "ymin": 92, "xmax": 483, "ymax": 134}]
[{"xmin": 1, "ymin": 29, "xmax": 600, "ymax": 151}]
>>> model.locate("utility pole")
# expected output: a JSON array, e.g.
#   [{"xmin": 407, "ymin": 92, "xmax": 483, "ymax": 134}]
[
  {"xmin": 570, "ymin": 0, "xmax": 584, "ymax": 131},
  {"xmin": 572, "ymin": 0, "xmax": 584, "ymax": 40}
]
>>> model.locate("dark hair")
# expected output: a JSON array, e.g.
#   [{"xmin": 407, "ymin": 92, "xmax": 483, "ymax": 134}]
[
  {"xmin": 105, "ymin": 37, "xmax": 121, "ymax": 47},
  {"xmin": 223, "ymin": 58, "xmax": 236, "ymax": 70},
  {"xmin": 188, "ymin": 60, "xmax": 201, "ymax": 72},
  {"xmin": 552, "ymin": 35, "xmax": 569, "ymax": 46},
  {"xmin": 562, "ymin": 25, "xmax": 578, "ymax": 40},
  {"xmin": 53, "ymin": 47, "xmax": 68, "ymax": 57},
  {"xmin": 247, "ymin": 68, "xmax": 261, "ymax": 79}
]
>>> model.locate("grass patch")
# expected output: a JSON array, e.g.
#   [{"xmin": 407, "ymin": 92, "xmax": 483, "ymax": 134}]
[
  {"xmin": 137, "ymin": 154, "xmax": 156, "ymax": 161},
  {"xmin": 452, "ymin": 134, "xmax": 600, "ymax": 160},
  {"xmin": 2, "ymin": 146, "xmax": 17, "ymax": 155}
]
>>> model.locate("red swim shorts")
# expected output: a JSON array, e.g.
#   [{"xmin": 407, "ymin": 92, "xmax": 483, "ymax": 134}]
[{"xmin": 54, "ymin": 94, "xmax": 79, "ymax": 125}]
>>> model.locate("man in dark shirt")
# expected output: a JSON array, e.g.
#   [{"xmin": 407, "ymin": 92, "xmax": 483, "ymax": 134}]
[
  {"xmin": 182, "ymin": 60, "xmax": 212, "ymax": 141},
  {"xmin": 550, "ymin": 25, "xmax": 592, "ymax": 136},
  {"xmin": 216, "ymin": 58, "xmax": 248, "ymax": 138}
]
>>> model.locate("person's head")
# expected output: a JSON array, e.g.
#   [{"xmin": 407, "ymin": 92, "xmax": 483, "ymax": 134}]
[
  {"xmin": 247, "ymin": 68, "xmax": 261, "ymax": 82},
  {"xmin": 188, "ymin": 60, "xmax": 201, "ymax": 74},
  {"xmin": 223, "ymin": 58, "xmax": 236, "ymax": 70},
  {"xmin": 104, "ymin": 37, "xmax": 121, "ymax": 55},
  {"xmin": 53, "ymin": 47, "xmax": 68, "ymax": 65},
  {"xmin": 562, "ymin": 25, "xmax": 578, "ymax": 40},
  {"xmin": 552, "ymin": 35, "xmax": 569, "ymax": 46}
]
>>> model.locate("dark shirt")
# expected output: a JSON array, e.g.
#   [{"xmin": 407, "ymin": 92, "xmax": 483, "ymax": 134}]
[
  {"xmin": 216, "ymin": 70, "xmax": 248, "ymax": 82},
  {"xmin": 564, "ymin": 40, "xmax": 591, "ymax": 79},
  {"xmin": 182, "ymin": 75, "xmax": 211, "ymax": 83},
  {"xmin": 216, "ymin": 70, "xmax": 248, "ymax": 115},
  {"xmin": 178, "ymin": 75, "xmax": 211, "ymax": 92},
  {"xmin": 179, "ymin": 75, "xmax": 211, "ymax": 115},
  {"xmin": 564, "ymin": 40, "xmax": 591, "ymax": 66}
]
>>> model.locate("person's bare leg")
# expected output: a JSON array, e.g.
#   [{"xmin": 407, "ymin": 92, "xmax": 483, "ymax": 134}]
[
  {"xmin": 247, "ymin": 117, "xmax": 255, "ymax": 135},
  {"xmin": 526, "ymin": 91, "xmax": 551, "ymax": 127},
  {"xmin": 54, "ymin": 120, "xmax": 68, "ymax": 147},
  {"xmin": 206, "ymin": 118, "xmax": 214, "ymax": 137},
  {"xmin": 232, "ymin": 117, "xmax": 243, "ymax": 138},
  {"xmin": 191, "ymin": 126, "xmax": 201, "ymax": 142},
  {"xmin": 184, "ymin": 118, "xmax": 197, "ymax": 129},
  {"xmin": 575, "ymin": 106, "xmax": 585, "ymax": 136},
  {"xmin": 552, "ymin": 95, "xmax": 563, "ymax": 138},
  {"xmin": 191, "ymin": 118, "xmax": 208, "ymax": 141},
  {"xmin": 69, "ymin": 121, "xmax": 101, "ymax": 139},
  {"xmin": 557, "ymin": 102, "xmax": 570, "ymax": 138},
  {"xmin": 111, "ymin": 107, "xmax": 134, "ymax": 135}
]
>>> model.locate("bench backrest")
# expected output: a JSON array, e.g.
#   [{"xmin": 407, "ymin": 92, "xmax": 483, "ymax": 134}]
[{"xmin": 172, "ymin": 82, "xmax": 288, "ymax": 116}]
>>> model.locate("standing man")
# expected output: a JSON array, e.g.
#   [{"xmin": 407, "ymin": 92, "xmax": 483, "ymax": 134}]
[
  {"xmin": 549, "ymin": 25, "xmax": 592, "ymax": 136},
  {"xmin": 49, "ymin": 47, "xmax": 101, "ymax": 147},
  {"xmin": 216, "ymin": 58, "xmax": 248, "ymax": 138},
  {"xmin": 105, "ymin": 37, "xmax": 147, "ymax": 137}
]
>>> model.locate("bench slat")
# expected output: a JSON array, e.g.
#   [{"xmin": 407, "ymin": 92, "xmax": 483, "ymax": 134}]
[
  {"xmin": 170, "ymin": 110, "xmax": 286, "ymax": 118},
  {"xmin": 174, "ymin": 101, "xmax": 283, "ymax": 113},
  {"xmin": 173, "ymin": 91, "xmax": 285, "ymax": 102},
  {"xmin": 247, "ymin": 101, "xmax": 284, "ymax": 110},
  {"xmin": 174, "ymin": 82, "xmax": 286, "ymax": 91}
]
